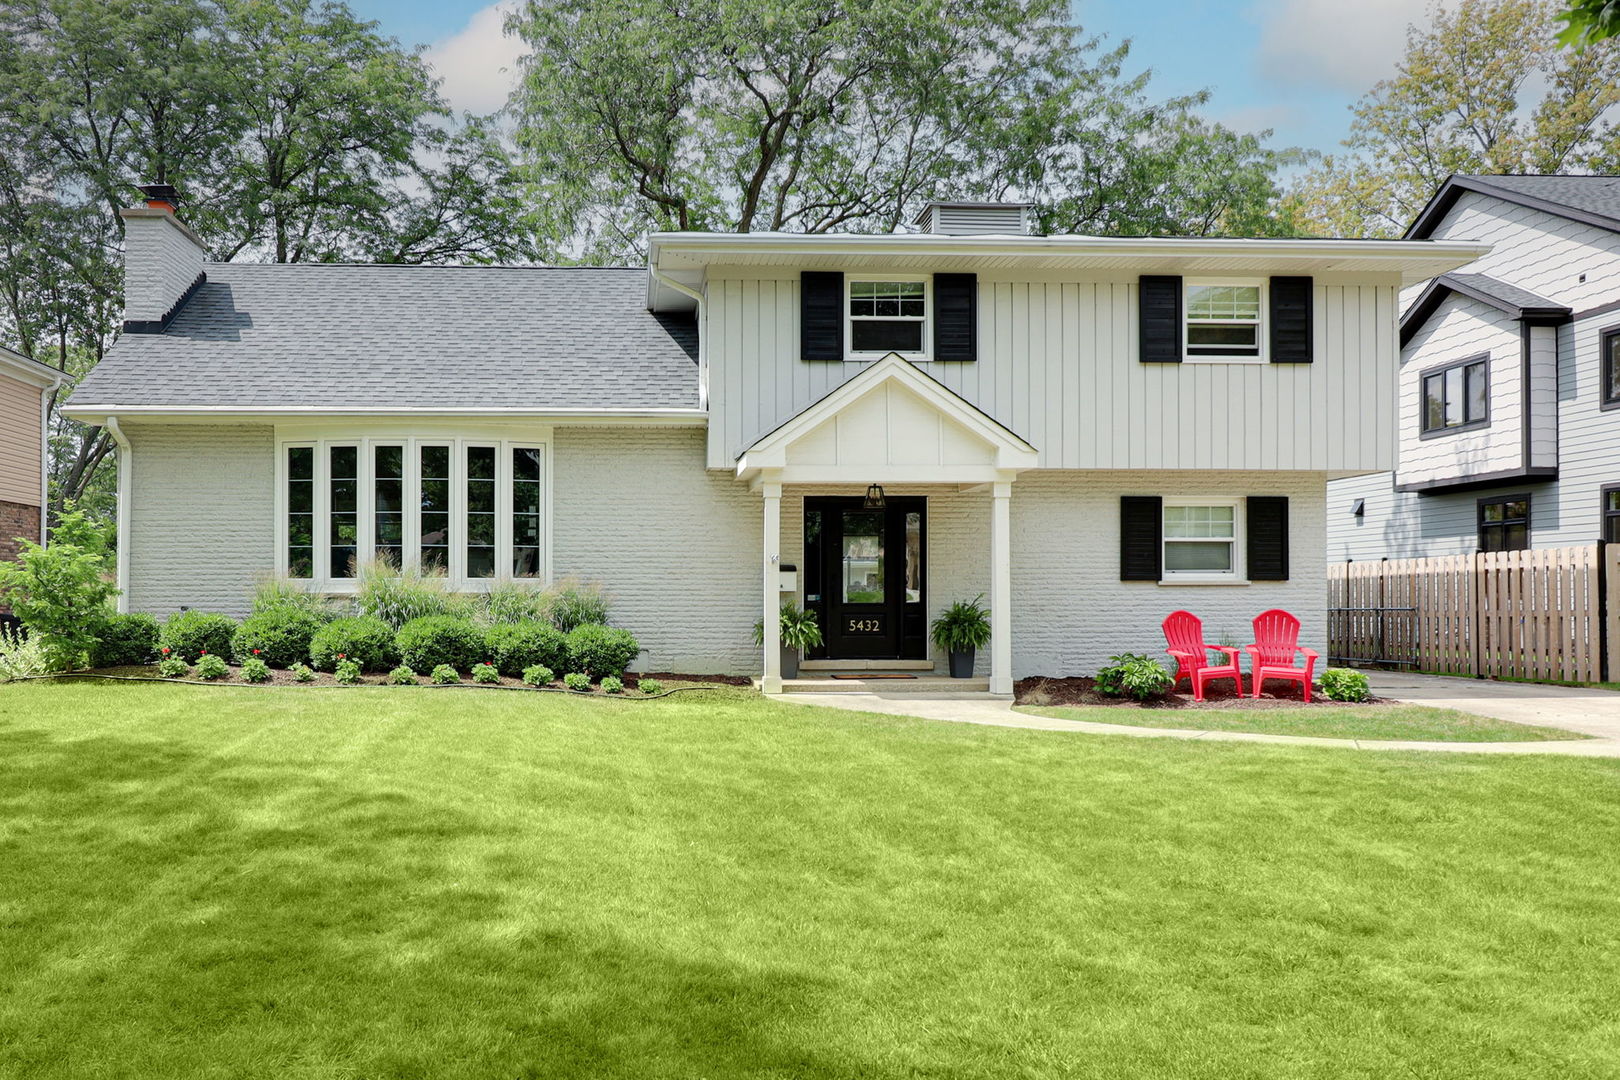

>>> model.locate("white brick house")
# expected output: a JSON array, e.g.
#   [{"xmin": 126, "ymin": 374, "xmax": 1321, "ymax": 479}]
[{"xmin": 68, "ymin": 192, "xmax": 1483, "ymax": 693}]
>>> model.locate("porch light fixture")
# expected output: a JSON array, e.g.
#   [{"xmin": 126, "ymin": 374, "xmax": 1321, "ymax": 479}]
[{"xmin": 863, "ymin": 484, "xmax": 886, "ymax": 509}]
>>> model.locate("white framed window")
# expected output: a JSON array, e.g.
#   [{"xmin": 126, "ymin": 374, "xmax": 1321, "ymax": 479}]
[
  {"xmin": 277, "ymin": 433, "xmax": 549, "ymax": 590},
  {"xmin": 847, "ymin": 276, "xmax": 930, "ymax": 358},
  {"xmin": 1184, "ymin": 280, "xmax": 1265, "ymax": 362},
  {"xmin": 1162, "ymin": 498, "xmax": 1243, "ymax": 582}
]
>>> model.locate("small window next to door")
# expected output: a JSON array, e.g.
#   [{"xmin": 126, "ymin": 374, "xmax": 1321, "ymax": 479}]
[
  {"xmin": 1478, "ymin": 494, "xmax": 1530, "ymax": 552},
  {"xmin": 1603, "ymin": 485, "xmax": 1620, "ymax": 543}
]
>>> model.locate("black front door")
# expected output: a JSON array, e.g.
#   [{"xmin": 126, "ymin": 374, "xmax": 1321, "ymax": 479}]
[{"xmin": 804, "ymin": 497, "xmax": 926, "ymax": 660}]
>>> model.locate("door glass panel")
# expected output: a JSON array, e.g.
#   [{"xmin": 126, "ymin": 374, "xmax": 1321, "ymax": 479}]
[
  {"xmin": 841, "ymin": 511, "xmax": 885, "ymax": 603},
  {"xmin": 804, "ymin": 509, "xmax": 822, "ymax": 603},
  {"xmin": 904, "ymin": 511, "xmax": 921, "ymax": 603}
]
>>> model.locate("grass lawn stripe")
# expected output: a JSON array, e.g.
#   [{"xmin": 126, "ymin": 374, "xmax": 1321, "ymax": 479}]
[{"xmin": 1013, "ymin": 702, "xmax": 1586, "ymax": 742}]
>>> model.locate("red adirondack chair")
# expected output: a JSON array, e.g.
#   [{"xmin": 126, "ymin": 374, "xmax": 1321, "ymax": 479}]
[
  {"xmin": 1245, "ymin": 609, "xmax": 1319, "ymax": 702},
  {"xmin": 1161, "ymin": 610, "xmax": 1243, "ymax": 701}
]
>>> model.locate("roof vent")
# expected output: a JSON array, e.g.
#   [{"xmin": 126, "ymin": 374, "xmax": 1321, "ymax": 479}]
[{"xmin": 915, "ymin": 201, "xmax": 1035, "ymax": 236}]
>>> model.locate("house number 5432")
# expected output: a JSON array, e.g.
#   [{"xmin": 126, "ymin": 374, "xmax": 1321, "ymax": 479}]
[{"xmin": 847, "ymin": 618, "xmax": 882, "ymax": 633}]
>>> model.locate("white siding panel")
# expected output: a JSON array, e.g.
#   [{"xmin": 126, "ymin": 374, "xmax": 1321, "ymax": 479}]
[{"xmin": 1428, "ymin": 192, "xmax": 1620, "ymax": 307}]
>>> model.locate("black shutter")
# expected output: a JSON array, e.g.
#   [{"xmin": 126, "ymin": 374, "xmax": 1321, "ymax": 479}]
[
  {"xmin": 934, "ymin": 272, "xmax": 977, "ymax": 362},
  {"xmin": 1120, "ymin": 496, "xmax": 1163, "ymax": 581},
  {"xmin": 1246, "ymin": 496, "xmax": 1290, "ymax": 580},
  {"xmin": 800, "ymin": 271, "xmax": 844, "ymax": 362},
  {"xmin": 1138, "ymin": 276, "xmax": 1182, "ymax": 363},
  {"xmin": 1269, "ymin": 276, "xmax": 1313, "ymax": 364}
]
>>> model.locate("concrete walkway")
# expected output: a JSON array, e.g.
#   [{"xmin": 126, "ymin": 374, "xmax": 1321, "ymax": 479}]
[{"xmin": 780, "ymin": 672, "xmax": 1620, "ymax": 756}]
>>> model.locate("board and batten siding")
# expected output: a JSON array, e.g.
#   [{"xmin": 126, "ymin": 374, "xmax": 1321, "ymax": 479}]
[
  {"xmin": 0, "ymin": 372, "xmax": 45, "ymax": 508},
  {"xmin": 705, "ymin": 274, "xmax": 1399, "ymax": 473}
]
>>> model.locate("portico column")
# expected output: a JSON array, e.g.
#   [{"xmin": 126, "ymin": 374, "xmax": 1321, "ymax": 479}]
[
  {"xmin": 761, "ymin": 478, "xmax": 783, "ymax": 694},
  {"xmin": 989, "ymin": 479, "xmax": 1013, "ymax": 696}
]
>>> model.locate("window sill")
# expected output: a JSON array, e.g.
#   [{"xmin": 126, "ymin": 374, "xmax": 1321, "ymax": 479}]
[
  {"xmin": 1182, "ymin": 356, "xmax": 1265, "ymax": 365},
  {"xmin": 849, "ymin": 351, "xmax": 931, "ymax": 363},
  {"xmin": 1158, "ymin": 577, "xmax": 1250, "ymax": 586},
  {"xmin": 293, "ymin": 578, "xmax": 537, "ymax": 594},
  {"xmin": 1419, "ymin": 419, "xmax": 1491, "ymax": 440}
]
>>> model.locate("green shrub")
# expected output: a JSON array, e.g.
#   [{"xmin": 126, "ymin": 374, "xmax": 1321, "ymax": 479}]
[
  {"xmin": 334, "ymin": 659, "xmax": 362, "ymax": 685},
  {"xmin": 194, "ymin": 653, "xmax": 230, "ymax": 680},
  {"xmin": 521, "ymin": 664, "xmax": 553, "ymax": 687},
  {"xmin": 161, "ymin": 611, "xmax": 238, "ymax": 664},
  {"xmin": 387, "ymin": 664, "xmax": 418, "ymax": 685},
  {"xmin": 232, "ymin": 608, "xmax": 323, "ymax": 667},
  {"xmin": 471, "ymin": 661, "xmax": 501, "ymax": 684},
  {"xmin": 930, "ymin": 595, "xmax": 992, "ymax": 653},
  {"xmin": 290, "ymin": 662, "xmax": 316, "ymax": 683},
  {"xmin": 430, "ymin": 664, "xmax": 459, "ymax": 685},
  {"xmin": 563, "ymin": 672, "xmax": 590, "ymax": 691},
  {"xmin": 356, "ymin": 560, "xmax": 471, "ymax": 629},
  {"xmin": 396, "ymin": 615, "xmax": 484, "ymax": 673},
  {"xmin": 309, "ymin": 616, "xmax": 398, "ymax": 672},
  {"xmin": 600, "ymin": 675, "xmax": 624, "ymax": 694},
  {"xmin": 638, "ymin": 678, "xmax": 664, "ymax": 696},
  {"xmin": 1320, "ymin": 668, "xmax": 1371, "ymax": 702},
  {"xmin": 158, "ymin": 655, "xmax": 190, "ymax": 679},
  {"xmin": 565, "ymin": 624, "xmax": 640, "ymax": 679},
  {"xmin": 1096, "ymin": 653, "xmax": 1174, "ymax": 701},
  {"xmin": 481, "ymin": 582, "xmax": 550, "ymax": 625},
  {"xmin": 0, "ymin": 506, "xmax": 117, "ymax": 671},
  {"xmin": 91, "ymin": 612, "xmax": 160, "ymax": 667},
  {"xmin": 249, "ymin": 577, "xmax": 338, "ymax": 621},
  {"xmin": 484, "ymin": 619, "xmax": 566, "ymax": 678},
  {"xmin": 0, "ymin": 624, "xmax": 47, "ymax": 681},
  {"xmin": 547, "ymin": 578, "xmax": 610, "ymax": 633},
  {"xmin": 240, "ymin": 657, "xmax": 272, "ymax": 683}
]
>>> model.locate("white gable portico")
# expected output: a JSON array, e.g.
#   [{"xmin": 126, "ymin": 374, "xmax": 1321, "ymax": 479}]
[{"xmin": 738, "ymin": 354, "xmax": 1038, "ymax": 694}]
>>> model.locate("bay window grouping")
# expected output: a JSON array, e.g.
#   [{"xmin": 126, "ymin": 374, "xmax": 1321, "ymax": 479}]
[{"xmin": 282, "ymin": 436, "xmax": 548, "ymax": 586}]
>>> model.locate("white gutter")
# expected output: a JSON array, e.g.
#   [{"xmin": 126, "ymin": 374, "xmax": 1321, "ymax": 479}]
[
  {"xmin": 648, "ymin": 265, "xmax": 709, "ymax": 410},
  {"xmin": 62, "ymin": 405, "xmax": 709, "ymax": 424},
  {"xmin": 105, "ymin": 416, "xmax": 131, "ymax": 614}
]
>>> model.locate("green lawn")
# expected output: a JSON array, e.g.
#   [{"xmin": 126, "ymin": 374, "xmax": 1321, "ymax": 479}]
[
  {"xmin": 2, "ymin": 682, "xmax": 1618, "ymax": 1079},
  {"xmin": 1014, "ymin": 702, "xmax": 1587, "ymax": 742}
]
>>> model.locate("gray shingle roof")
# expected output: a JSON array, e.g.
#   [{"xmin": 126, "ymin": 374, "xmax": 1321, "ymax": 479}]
[
  {"xmin": 1407, "ymin": 174, "xmax": 1620, "ymax": 238},
  {"xmin": 1441, "ymin": 272, "xmax": 1567, "ymax": 314},
  {"xmin": 1399, "ymin": 272, "xmax": 1571, "ymax": 346},
  {"xmin": 73, "ymin": 264, "xmax": 699, "ymax": 411}
]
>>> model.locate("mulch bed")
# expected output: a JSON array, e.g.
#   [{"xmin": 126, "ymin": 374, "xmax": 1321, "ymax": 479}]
[{"xmin": 1014, "ymin": 675, "xmax": 1391, "ymax": 710}]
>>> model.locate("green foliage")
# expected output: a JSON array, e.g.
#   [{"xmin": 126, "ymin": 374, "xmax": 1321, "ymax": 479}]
[
  {"xmin": 356, "ymin": 560, "xmax": 473, "ymax": 629},
  {"xmin": 565, "ymin": 624, "xmax": 640, "ymax": 679},
  {"xmin": 90, "ymin": 613, "xmax": 160, "ymax": 668},
  {"xmin": 521, "ymin": 664, "xmax": 554, "ymax": 687},
  {"xmin": 240, "ymin": 656, "xmax": 272, "ymax": 683},
  {"xmin": 546, "ymin": 579, "xmax": 610, "ymax": 634},
  {"xmin": 562, "ymin": 672, "xmax": 590, "ymax": 692},
  {"xmin": 232, "ymin": 608, "xmax": 323, "ymax": 667},
  {"xmin": 0, "ymin": 623, "xmax": 47, "ymax": 681},
  {"xmin": 600, "ymin": 675, "xmax": 624, "ymax": 695},
  {"xmin": 931, "ymin": 596, "xmax": 992, "ymax": 653},
  {"xmin": 290, "ymin": 662, "xmax": 316, "ymax": 683},
  {"xmin": 250, "ymin": 577, "xmax": 339, "ymax": 621},
  {"xmin": 429, "ymin": 663, "xmax": 460, "ymax": 685},
  {"xmin": 334, "ymin": 659, "xmax": 362, "ymax": 685},
  {"xmin": 1559, "ymin": 0, "xmax": 1620, "ymax": 46},
  {"xmin": 481, "ymin": 582, "xmax": 551, "ymax": 626},
  {"xmin": 753, "ymin": 602, "xmax": 824, "ymax": 651},
  {"xmin": 194, "ymin": 653, "xmax": 230, "ymax": 681},
  {"xmin": 158, "ymin": 655, "xmax": 191, "ymax": 679},
  {"xmin": 387, "ymin": 664, "xmax": 418, "ymax": 686},
  {"xmin": 638, "ymin": 678, "xmax": 664, "ymax": 696},
  {"xmin": 471, "ymin": 662, "xmax": 501, "ymax": 685},
  {"xmin": 309, "ymin": 616, "xmax": 398, "ymax": 673},
  {"xmin": 483, "ymin": 620, "xmax": 568, "ymax": 678},
  {"xmin": 1096, "ymin": 653, "xmax": 1175, "ymax": 701},
  {"xmin": 0, "ymin": 506, "xmax": 117, "ymax": 671},
  {"xmin": 161, "ymin": 611, "xmax": 238, "ymax": 665},
  {"xmin": 1320, "ymin": 668, "xmax": 1372, "ymax": 703},
  {"xmin": 395, "ymin": 616, "xmax": 484, "ymax": 674}
]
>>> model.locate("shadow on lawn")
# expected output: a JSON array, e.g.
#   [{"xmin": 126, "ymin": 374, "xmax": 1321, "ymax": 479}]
[{"xmin": 0, "ymin": 724, "xmax": 870, "ymax": 1079}]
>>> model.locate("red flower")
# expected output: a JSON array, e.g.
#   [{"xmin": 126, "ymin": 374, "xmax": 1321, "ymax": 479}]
[
  {"xmin": 200, "ymin": 649, "xmax": 207, "ymax": 656},
  {"xmin": 161, "ymin": 647, "xmax": 170, "ymax": 655},
  {"xmin": 337, "ymin": 653, "xmax": 346, "ymax": 659}
]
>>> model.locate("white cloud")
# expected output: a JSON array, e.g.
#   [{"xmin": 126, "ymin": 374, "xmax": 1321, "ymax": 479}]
[
  {"xmin": 1253, "ymin": 0, "xmax": 1430, "ymax": 92},
  {"xmin": 425, "ymin": 2, "xmax": 527, "ymax": 116}
]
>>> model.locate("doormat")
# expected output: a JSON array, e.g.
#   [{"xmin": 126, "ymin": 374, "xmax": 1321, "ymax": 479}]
[{"xmin": 830, "ymin": 673, "xmax": 917, "ymax": 680}]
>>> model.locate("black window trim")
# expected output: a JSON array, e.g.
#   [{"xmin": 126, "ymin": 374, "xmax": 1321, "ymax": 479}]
[
  {"xmin": 1419, "ymin": 352, "xmax": 1492, "ymax": 439},
  {"xmin": 1602, "ymin": 482, "xmax": 1620, "ymax": 543},
  {"xmin": 1476, "ymin": 492, "xmax": 1531, "ymax": 553},
  {"xmin": 1600, "ymin": 324, "xmax": 1620, "ymax": 411}
]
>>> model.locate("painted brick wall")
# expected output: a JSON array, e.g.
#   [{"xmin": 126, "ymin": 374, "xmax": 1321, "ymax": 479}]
[
  {"xmin": 121, "ymin": 211, "xmax": 206, "ymax": 324},
  {"xmin": 0, "ymin": 499, "xmax": 40, "ymax": 615},
  {"xmin": 125, "ymin": 422, "xmax": 276, "ymax": 616}
]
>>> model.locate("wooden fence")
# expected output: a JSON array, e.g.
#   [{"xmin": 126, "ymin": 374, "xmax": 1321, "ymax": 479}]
[{"xmin": 1328, "ymin": 543, "xmax": 1620, "ymax": 682}]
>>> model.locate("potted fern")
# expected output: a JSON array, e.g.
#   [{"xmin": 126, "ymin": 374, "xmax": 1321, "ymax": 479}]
[
  {"xmin": 932, "ymin": 595, "xmax": 991, "ymax": 678},
  {"xmin": 753, "ymin": 602, "xmax": 823, "ymax": 680}
]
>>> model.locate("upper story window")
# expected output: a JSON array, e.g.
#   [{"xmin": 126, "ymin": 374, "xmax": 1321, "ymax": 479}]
[
  {"xmin": 1603, "ymin": 485, "xmax": 1620, "ymax": 544},
  {"xmin": 1162, "ymin": 500, "xmax": 1241, "ymax": 580},
  {"xmin": 848, "ymin": 278, "xmax": 928, "ymax": 357},
  {"xmin": 1603, "ymin": 327, "xmax": 1620, "ymax": 409},
  {"xmin": 1478, "ymin": 495, "xmax": 1529, "ymax": 552},
  {"xmin": 1185, "ymin": 282, "xmax": 1263, "ymax": 362},
  {"xmin": 1421, "ymin": 355, "xmax": 1489, "ymax": 435}
]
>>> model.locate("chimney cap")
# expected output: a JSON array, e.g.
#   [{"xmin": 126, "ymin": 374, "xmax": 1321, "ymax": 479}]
[{"xmin": 137, "ymin": 182, "xmax": 181, "ymax": 211}]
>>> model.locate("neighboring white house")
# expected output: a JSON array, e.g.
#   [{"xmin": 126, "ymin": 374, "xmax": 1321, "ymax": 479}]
[
  {"xmin": 66, "ymin": 190, "xmax": 1484, "ymax": 693},
  {"xmin": 1330, "ymin": 175, "xmax": 1620, "ymax": 563}
]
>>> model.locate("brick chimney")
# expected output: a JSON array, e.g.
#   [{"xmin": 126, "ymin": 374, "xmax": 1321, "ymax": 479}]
[{"xmin": 120, "ymin": 182, "xmax": 208, "ymax": 333}]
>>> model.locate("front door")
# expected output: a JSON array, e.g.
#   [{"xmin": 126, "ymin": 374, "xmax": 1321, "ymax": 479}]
[{"xmin": 804, "ymin": 497, "xmax": 926, "ymax": 660}]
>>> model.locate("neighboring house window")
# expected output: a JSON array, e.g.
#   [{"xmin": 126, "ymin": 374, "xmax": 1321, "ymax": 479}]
[
  {"xmin": 282, "ymin": 436, "xmax": 547, "ymax": 587},
  {"xmin": 1603, "ymin": 327, "xmax": 1620, "ymax": 408},
  {"xmin": 1162, "ymin": 500, "xmax": 1241, "ymax": 580},
  {"xmin": 1184, "ymin": 282, "xmax": 1263, "ymax": 361},
  {"xmin": 848, "ymin": 278, "xmax": 928, "ymax": 356},
  {"xmin": 1478, "ymin": 494, "xmax": 1530, "ymax": 552},
  {"xmin": 1422, "ymin": 356, "xmax": 1489, "ymax": 434},
  {"xmin": 1603, "ymin": 485, "xmax": 1620, "ymax": 543}
]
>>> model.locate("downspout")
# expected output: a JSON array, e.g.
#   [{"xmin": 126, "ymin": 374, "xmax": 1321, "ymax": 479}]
[
  {"xmin": 106, "ymin": 416, "xmax": 132, "ymax": 614},
  {"xmin": 38, "ymin": 386, "xmax": 49, "ymax": 544},
  {"xmin": 649, "ymin": 267, "xmax": 708, "ymax": 412}
]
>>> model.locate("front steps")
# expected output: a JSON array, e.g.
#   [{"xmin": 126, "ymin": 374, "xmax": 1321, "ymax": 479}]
[{"xmin": 760, "ymin": 672, "xmax": 1006, "ymax": 697}]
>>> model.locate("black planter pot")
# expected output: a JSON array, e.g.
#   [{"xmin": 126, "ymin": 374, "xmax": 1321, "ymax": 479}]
[
  {"xmin": 948, "ymin": 649, "xmax": 975, "ymax": 678},
  {"xmin": 781, "ymin": 645, "xmax": 800, "ymax": 681}
]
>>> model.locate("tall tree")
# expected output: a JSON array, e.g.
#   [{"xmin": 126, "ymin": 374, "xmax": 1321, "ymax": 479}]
[{"xmin": 1288, "ymin": 0, "xmax": 1620, "ymax": 237}]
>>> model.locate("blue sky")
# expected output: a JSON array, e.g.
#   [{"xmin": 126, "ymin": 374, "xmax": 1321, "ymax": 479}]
[{"xmin": 353, "ymin": 0, "xmax": 1430, "ymax": 157}]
